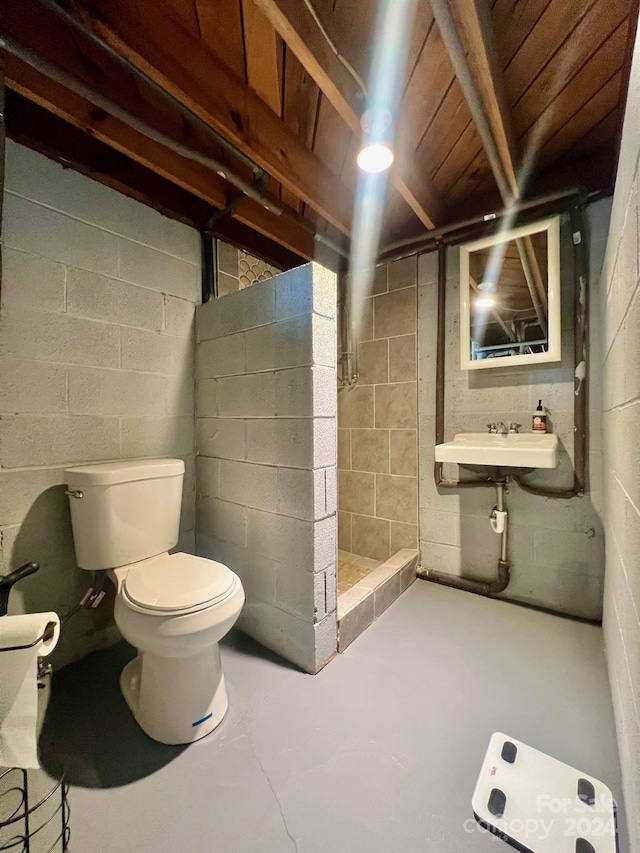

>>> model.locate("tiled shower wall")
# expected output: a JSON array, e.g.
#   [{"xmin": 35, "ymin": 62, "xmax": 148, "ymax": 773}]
[
  {"xmin": 338, "ymin": 260, "xmax": 418, "ymax": 563},
  {"xmin": 0, "ymin": 142, "xmax": 199, "ymax": 666},
  {"xmin": 195, "ymin": 263, "xmax": 338, "ymax": 673},
  {"xmin": 216, "ymin": 239, "xmax": 280, "ymax": 296},
  {"xmin": 417, "ymin": 201, "xmax": 611, "ymax": 621},
  {"xmin": 599, "ymin": 21, "xmax": 640, "ymax": 849}
]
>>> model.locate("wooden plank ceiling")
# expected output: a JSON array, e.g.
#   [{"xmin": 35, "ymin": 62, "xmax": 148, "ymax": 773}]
[{"xmin": 2, "ymin": 0, "xmax": 638, "ymax": 269}]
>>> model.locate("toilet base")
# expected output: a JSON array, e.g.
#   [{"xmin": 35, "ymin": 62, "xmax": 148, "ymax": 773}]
[{"xmin": 120, "ymin": 644, "xmax": 229, "ymax": 745}]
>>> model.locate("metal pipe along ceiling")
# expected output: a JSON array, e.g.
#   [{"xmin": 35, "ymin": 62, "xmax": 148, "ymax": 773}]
[
  {"xmin": 7, "ymin": 0, "xmax": 355, "ymax": 263},
  {"xmin": 428, "ymin": 0, "xmax": 548, "ymax": 336},
  {"xmin": 378, "ymin": 187, "xmax": 583, "ymax": 262},
  {"xmin": 37, "ymin": 0, "xmax": 269, "ymax": 185},
  {"xmin": 2, "ymin": 36, "xmax": 282, "ymax": 216}
]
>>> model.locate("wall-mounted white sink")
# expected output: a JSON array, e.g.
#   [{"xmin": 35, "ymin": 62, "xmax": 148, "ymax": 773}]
[{"xmin": 435, "ymin": 432, "xmax": 559, "ymax": 469}]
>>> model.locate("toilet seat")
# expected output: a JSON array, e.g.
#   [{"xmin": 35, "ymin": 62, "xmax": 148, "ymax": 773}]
[{"xmin": 122, "ymin": 552, "xmax": 236, "ymax": 613}]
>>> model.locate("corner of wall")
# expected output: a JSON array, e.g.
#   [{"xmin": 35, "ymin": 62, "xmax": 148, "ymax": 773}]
[
  {"xmin": 195, "ymin": 262, "xmax": 338, "ymax": 673},
  {"xmin": 599, "ymin": 19, "xmax": 640, "ymax": 850},
  {"xmin": 1, "ymin": 141, "xmax": 200, "ymax": 668}
]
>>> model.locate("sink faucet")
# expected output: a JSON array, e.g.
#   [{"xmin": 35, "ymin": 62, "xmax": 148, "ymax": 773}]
[{"xmin": 495, "ymin": 422, "xmax": 508, "ymax": 435}]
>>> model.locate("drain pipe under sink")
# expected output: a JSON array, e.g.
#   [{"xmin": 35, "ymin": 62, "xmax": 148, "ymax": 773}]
[
  {"xmin": 417, "ymin": 480, "xmax": 510, "ymax": 596},
  {"xmin": 417, "ymin": 240, "xmax": 510, "ymax": 597}
]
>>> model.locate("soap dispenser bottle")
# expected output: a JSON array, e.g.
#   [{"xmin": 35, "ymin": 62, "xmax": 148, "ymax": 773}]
[{"xmin": 532, "ymin": 400, "xmax": 547, "ymax": 433}]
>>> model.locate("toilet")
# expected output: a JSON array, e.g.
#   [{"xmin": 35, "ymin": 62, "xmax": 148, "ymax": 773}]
[{"xmin": 64, "ymin": 458, "xmax": 244, "ymax": 745}]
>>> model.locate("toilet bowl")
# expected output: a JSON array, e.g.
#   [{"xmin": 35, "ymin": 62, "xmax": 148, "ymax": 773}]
[{"xmin": 65, "ymin": 459, "xmax": 244, "ymax": 745}]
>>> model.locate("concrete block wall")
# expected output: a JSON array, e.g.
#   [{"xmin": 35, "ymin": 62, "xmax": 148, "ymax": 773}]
[
  {"xmin": 417, "ymin": 200, "xmax": 611, "ymax": 620},
  {"xmin": 0, "ymin": 142, "xmax": 199, "ymax": 667},
  {"xmin": 600, "ymin": 22, "xmax": 640, "ymax": 850},
  {"xmin": 338, "ymin": 259, "xmax": 418, "ymax": 562},
  {"xmin": 196, "ymin": 262, "xmax": 338, "ymax": 673}
]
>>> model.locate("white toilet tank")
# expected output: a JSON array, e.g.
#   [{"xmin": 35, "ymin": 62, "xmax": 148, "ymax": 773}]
[{"xmin": 65, "ymin": 459, "xmax": 185, "ymax": 570}]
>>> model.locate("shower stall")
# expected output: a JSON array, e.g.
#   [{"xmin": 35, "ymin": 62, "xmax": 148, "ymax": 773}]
[{"xmin": 336, "ymin": 267, "xmax": 420, "ymax": 649}]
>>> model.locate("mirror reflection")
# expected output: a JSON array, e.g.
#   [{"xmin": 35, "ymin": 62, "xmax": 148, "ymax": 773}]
[{"xmin": 460, "ymin": 217, "xmax": 561, "ymax": 370}]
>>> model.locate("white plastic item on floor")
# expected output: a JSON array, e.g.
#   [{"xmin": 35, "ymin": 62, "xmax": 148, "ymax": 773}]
[{"xmin": 472, "ymin": 732, "xmax": 617, "ymax": 853}]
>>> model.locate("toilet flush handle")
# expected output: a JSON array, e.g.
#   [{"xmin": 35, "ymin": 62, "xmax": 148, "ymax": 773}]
[{"xmin": 64, "ymin": 489, "xmax": 84, "ymax": 499}]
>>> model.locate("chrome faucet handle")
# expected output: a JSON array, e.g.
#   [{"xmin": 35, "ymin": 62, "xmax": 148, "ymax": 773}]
[
  {"xmin": 487, "ymin": 422, "xmax": 497, "ymax": 434},
  {"xmin": 508, "ymin": 423, "xmax": 521, "ymax": 434}
]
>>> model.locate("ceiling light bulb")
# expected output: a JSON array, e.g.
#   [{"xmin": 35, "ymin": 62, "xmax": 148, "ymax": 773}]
[
  {"xmin": 357, "ymin": 143, "xmax": 394, "ymax": 173},
  {"xmin": 475, "ymin": 295, "xmax": 497, "ymax": 309}
]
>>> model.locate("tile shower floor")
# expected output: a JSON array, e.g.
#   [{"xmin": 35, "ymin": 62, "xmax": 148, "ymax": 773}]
[
  {"xmin": 337, "ymin": 551, "xmax": 381, "ymax": 594},
  {"xmin": 42, "ymin": 582, "xmax": 626, "ymax": 853}
]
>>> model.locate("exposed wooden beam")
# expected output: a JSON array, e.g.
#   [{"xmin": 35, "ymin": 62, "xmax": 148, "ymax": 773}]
[
  {"xmin": 232, "ymin": 198, "xmax": 317, "ymax": 260},
  {"xmin": 60, "ymin": 0, "xmax": 353, "ymax": 235},
  {"xmin": 451, "ymin": 149, "xmax": 615, "ymax": 224},
  {"xmin": 242, "ymin": 0, "xmax": 284, "ymax": 115},
  {"xmin": 6, "ymin": 55, "xmax": 227, "ymax": 210},
  {"xmin": 6, "ymin": 90, "xmax": 309, "ymax": 271},
  {"xmin": 1, "ymin": 0, "xmax": 335, "ymax": 262},
  {"xmin": 252, "ymin": 0, "xmax": 446, "ymax": 230},
  {"xmin": 194, "ymin": 0, "xmax": 247, "ymax": 80},
  {"xmin": 448, "ymin": 0, "xmax": 519, "ymax": 199},
  {"xmin": 440, "ymin": 0, "xmax": 548, "ymax": 311},
  {"xmin": 5, "ymin": 54, "xmax": 320, "ymax": 262},
  {"xmin": 253, "ymin": 0, "xmax": 363, "ymax": 132}
]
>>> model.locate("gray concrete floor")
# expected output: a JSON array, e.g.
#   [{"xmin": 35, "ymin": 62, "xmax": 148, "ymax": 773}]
[{"xmin": 41, "ymin": 581, "xmax": 625, "ymax": 853}]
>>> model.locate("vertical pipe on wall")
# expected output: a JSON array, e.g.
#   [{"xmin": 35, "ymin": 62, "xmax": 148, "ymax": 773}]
[
  {"xmin": 570, "ymin": 200, "xmax": 588, "ymax": 496},
  {"xmin": 434, "ymin": 241, "xmax": 446, "ymax": 449},
  {"xmin": 417, "ymin": 478, "xmax": 510, "ymax": 595},
  {"xmin": 200, "ymin": 230, "xmax": 216, "ymax": 303},
  {"xmin": 421, "ymin": 240, "xmax": 510, "ymax": 595},
  {"xmin": 0, "ymin": 52, "xmax": 5, "ymax": 301},
  {"xmin": 433, "ymin": 240, "xmax": 493, "ymax": 491},
  {"xmin": 421, "ymin": 197, "xmax": 589, "ymax": 500},
  {"xmin": 514, "ymin": 197, "xmax": 589, "ymax": 498}
]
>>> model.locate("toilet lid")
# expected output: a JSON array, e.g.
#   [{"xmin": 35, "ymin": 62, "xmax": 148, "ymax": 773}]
[{"xmin": 124, "ymin": 553, "xmax": 236, "ymax": 611}]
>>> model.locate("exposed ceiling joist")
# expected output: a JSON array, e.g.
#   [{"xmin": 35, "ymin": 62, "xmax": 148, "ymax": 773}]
[
  {"xmin": 242, "ymin": 0, "xmax": 283, "ymax": 116},
  {"xmin": 7, "ymin": 91, "xmax": 308, "ymax": 269},
  {"xmin": 2, "ymin": 0, "xmax": 631, "ymax": 257},
  {"xmin": 232, "ymin": 197, "xmax": 317, "ymax": 261},
  {"xmin": 0, "ymin": 0, "xmax": 336, "ymax": 262},
  {"xmin": 435, "ymin": 0, "xmax": 549, "ymax": 315},
  {"xmin": 448, "ymin": 0, "xmax": 519, "ymax": 200},
  {"xmin": 4, "ymin": 56, "xmax": 319, "ymax": 263},
  {"xmin": 253, "ymin": 0, "xmax": 364, "ymax": 133},
  {"xmin": 55, "ymin": 0, "xmax": 354, "ymax": 236},
  {"xmin": 6, "ymin": 55, "xmax": 227, "ymax": 211},
  {"xmin": 252, "ymin": 0, "xmax": 446, "ymax": 230}
]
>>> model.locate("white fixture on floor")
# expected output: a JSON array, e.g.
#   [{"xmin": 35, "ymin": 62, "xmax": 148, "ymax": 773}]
[
  {"xmin": 435, "ymin": 432, "xmax": 559, "ymax": 470},
  {"xmin": 64, "ymin": 459, "xmax": 244, "ymax": 745},
  {"xmin": 473, "ymin": 732, "xmax": 616, "ymax": 852}
]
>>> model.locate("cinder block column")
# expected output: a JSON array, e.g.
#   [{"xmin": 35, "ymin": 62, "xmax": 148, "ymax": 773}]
[{"xmin": 195, "ymin": 263, "xmax": 338, "ymax": 672}]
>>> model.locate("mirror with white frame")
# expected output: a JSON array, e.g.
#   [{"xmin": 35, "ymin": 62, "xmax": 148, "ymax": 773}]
[{"xmin": 460, "ymin": 216, "xmax": 561, "ymax": 370}]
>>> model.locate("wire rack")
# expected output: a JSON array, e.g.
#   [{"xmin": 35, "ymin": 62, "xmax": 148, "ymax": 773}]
[{"xmin": 0, "ymin": 767, "xmax": 70, "ymax": 853}]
